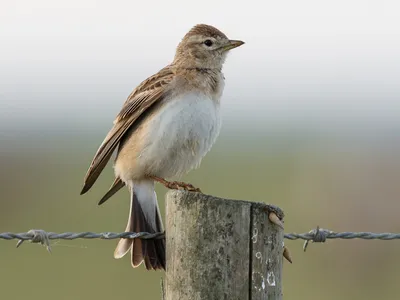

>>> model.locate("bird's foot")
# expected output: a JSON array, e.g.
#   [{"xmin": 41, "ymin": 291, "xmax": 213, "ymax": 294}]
[{"xmin": 149, "ymin": 176, "xmax": 202, "ymax": 193}]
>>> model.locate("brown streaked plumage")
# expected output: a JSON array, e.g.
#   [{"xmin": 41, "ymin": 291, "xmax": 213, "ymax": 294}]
[
  {"xmin": 184, "ymin": 24, "xmax": 227, "ymax": 40},
  {"xmin": 80, "ymin": 24, "xmax": 244, "ymax": 270},
  {"xmin": 80, "ymin": 67, "xmax": 174, "ymax": 195}
]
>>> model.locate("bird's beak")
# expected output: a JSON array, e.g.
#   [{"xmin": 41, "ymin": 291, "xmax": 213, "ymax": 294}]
[{"xmin": 222, "ymin": 40, "xmax": 245, "ymax": 51}]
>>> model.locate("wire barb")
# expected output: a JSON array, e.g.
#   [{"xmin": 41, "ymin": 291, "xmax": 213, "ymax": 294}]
[
  {"xmin": 301, "ymin": 226, "xmax": 331, "ymax": 252},
  {"xmin": 15, "ymin": 229, "xmax": 52, "ymax": 252}
]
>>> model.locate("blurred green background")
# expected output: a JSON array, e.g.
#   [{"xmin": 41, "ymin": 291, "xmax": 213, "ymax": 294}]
[
  {"xmin": 2, "ymin": 1, "xmax": 400, "ymax": 299},
  {"xmin": 1, "ymin": 131, "xmax": 400, "ymax": 300}
]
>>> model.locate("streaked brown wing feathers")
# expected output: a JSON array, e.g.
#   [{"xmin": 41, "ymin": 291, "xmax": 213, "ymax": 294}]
[
  {"xmin": 116, "ymin": 67, "xmax": 172, "ymax": 121},
  {"xmin": 80, "ymin": 66, "xmax": 174, "ymax": 194}
]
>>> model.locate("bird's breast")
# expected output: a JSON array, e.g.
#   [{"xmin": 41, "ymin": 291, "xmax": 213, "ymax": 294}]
[{"xmin": 139, "ymin": 92, "xmax": 221, "ymax": 178}]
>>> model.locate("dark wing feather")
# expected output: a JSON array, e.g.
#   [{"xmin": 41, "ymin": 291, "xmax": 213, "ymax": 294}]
[
  {"xmin": 97, "ymin": 177, "xmax": 125, "ymax": 205},
  {"xmin": 80, "ymin": 66, "xmax": 174, "ymax": 195}
]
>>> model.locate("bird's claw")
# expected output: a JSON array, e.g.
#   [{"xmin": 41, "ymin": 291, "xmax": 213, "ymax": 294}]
[{"xmin": 166, "ymin": 181, "xmax": 202, "ymax": 193}]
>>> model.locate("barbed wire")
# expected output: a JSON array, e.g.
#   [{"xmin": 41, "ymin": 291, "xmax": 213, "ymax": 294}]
[
  {"xmin": 1, "ymin": 227, "xmax": 399, "ymax": 253},
  {"xmin": 283, "ymin": 227, "xmax": 400, "ymax": 251}
]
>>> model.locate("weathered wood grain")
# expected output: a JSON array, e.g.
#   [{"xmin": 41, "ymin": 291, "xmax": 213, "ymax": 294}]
[{"xmin": 165, "ymin": 190, "xmax": 283, "ymax": 300}]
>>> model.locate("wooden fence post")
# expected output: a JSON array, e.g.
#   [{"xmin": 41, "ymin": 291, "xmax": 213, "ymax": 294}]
[{"xmin": 165, "ymin": 190, "xmax": 284, "ymax": 300}]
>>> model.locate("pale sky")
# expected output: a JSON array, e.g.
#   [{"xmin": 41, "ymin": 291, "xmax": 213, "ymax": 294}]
[{"xmin": 1, "ymin": 0, "xmax": 400, "ymax": 134}]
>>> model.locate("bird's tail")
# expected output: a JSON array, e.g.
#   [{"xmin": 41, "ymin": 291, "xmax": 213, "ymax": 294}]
[{"xmin": 114, "ymin": 180, "xmax": 165, "ymax": 270}]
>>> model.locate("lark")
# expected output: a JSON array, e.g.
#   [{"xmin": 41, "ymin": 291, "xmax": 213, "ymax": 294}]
[{"xmin": 80, "ymin": 24, "xmax": 244, "ymax": 270}]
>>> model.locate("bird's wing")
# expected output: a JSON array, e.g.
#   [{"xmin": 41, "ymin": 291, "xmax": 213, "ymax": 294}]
[{"xmin": 80, "ymin": 66, "xmax": 174, "ymax": 194}]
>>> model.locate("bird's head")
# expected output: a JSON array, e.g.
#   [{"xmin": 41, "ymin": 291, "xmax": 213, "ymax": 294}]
[{"xmin": 174, "ymin": 24, "xmax": 244, "ymax": 70}]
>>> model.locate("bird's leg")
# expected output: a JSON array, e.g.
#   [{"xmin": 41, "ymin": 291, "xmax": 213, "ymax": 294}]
[{"xmin": 149, "ymin": 175, "xmax": 202, "ymax": 193}]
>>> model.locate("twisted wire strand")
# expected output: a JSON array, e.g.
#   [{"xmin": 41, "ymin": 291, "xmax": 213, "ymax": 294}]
[
  {"xmin": 284, "ymin": 231, "xmax": 400, "ymax": 241},
  {"xmin": 1, "ymin": 227, "xmax": 399, "ymax": 252},
  {"xmin": 0, "ymin": 230, "xmax": 165, "ymax": 241}
]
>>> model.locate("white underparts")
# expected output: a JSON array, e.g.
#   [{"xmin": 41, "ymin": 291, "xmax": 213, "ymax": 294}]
[{"xmin": 138, "ymin": 92, "xmax": 221, "ymax": 178}]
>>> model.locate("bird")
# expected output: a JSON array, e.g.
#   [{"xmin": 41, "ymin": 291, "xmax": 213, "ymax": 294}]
[{"xmin": 80, "ymin": 24, "xmax": 244, "ymax": 270}]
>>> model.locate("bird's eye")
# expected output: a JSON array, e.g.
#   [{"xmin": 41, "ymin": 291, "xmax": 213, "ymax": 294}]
[{"xmin": 204, "ymin": 40, "xmax": 213, "ymax": 47}]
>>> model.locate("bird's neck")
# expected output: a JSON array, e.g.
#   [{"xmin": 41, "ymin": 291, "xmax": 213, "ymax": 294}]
[{"xmin": 172, "ymin": 66, "xmax": 225, "ymax": 102}]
